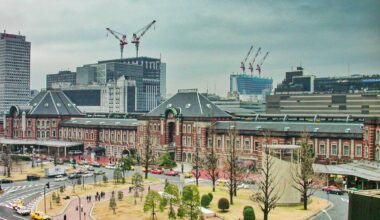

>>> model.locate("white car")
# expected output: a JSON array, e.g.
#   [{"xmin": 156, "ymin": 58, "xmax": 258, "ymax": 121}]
[
  {"xmin": 15, "ymin": 206, "xmax": 31, "ymax": 216},
  {"xmin": 105, "ymin": 164, "xmax": 116, "ymax": 169},
  {"xmin": 54, "ymin": 175, "xmax": 68, "ymax": 182},
  {"xmin": 237, "ymin": 183, "xmax": 249, "ymax": 189}
]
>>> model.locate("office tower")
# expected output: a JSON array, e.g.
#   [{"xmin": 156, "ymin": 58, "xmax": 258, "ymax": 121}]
[
  {"xmin": 0, "ymin": 32, "xmax": 31, "ymax": 112},
  {"xmin": 46, "ymin": 70, "xmax": 76, "ymax": 89}
]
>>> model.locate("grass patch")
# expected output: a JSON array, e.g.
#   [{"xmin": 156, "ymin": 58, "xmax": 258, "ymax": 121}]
[
  {"xmin": 0, "ymin": 163, "xmax": 75, "ymax": 181},
  {"xmin": 92, "ymin": 184, "xmax": 329, "ymax": 220},
  {"xmin": 35, "ymin": 176, "xmax": 160, "ymax": 216}
]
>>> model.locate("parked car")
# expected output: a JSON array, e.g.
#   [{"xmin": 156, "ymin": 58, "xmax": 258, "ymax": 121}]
[
  {"xmin": 151, "ymin": 168, "xmax": 164, "ymax": 174},
  {"xmin": 184, "ymin": 172, "xmax": 193, "ymax": 178},
  {"xmin": 327, "ymin": 188, "xmax": 345, "ymax": 195},
  {"xmin": 94, "ymin": 170, "xmax": 106, "ymax": 175},
  {"xmin": 26, "ymin": 175, "xmax": 40, "ymax": 181},
  {"xmin": 347, "ymin": 187, "xmax": 359, "ymax": 192},
  {"xmin": 164, "ymin": 170, "xmax": 179, "ymax": 176},
  {"xmin": 15, "ymin": 206, "xmax": 31, "ymax": 216},
  {"xmin": 0, "ymin": 179, "xmax": 13, "ymax": 184},
  {"xmin": 91, "ymin": 162, "xmax": 101, "ymax": 168},
  {"xmin": 321, "ymin": 185, "xmax": 340, "ymax": 192},
  {"xmin": 105, "ymin": 164, "xmax": 116, "ymax": 169},
  {"xmin": 216, "ymin": 179, "xmax": 229, "ymax": 187},
  {"xmin": 82, "ymin": 172, "xmax": 94, "ymax": 177},
  {"xmin": 30, "ymin": 211, "xmax": 51, "ymax": 220},
  {"xmin": 237, "ymin": 183, "xmax": 249, "ymax": 189},
  {"xmin": 54, "ymin": 175, "xmax": 68, "ymax": 182},
  {"xmin": 68, "ymin": 173, "xmax": 82, "ymax": 179}
]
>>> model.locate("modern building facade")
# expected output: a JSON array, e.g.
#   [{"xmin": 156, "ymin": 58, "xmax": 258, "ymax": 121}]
[
  {"xmin": 274, "ymin": 66, "xmax": 380, "ymax": 94},
  {"xmin": 266, "ymin": 93, "xmax": 380, "ymax": 115},
  {"xmin": 0, "ymin": 32, "xmax": 31, "ymax": 112},
  {"xmin": 99, "ymin": 57, "xmax": 164, "ymax": 111},
  {"xmin": 101, "ymin": 76, "xmax": 137, "ymax": 113},
  {"xmin": 46, "ymin": 70, "xmax": 76, "ymax": 89},
  {"xmin": 230, "ymin": 74, "xmax": 273, "ymax": 96},
  {"xmin": 61, "ymin": 76, "xmax": 137, "ymax": 113}
]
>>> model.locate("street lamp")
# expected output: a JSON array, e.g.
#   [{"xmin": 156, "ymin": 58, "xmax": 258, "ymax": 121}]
[
  {"xmin": 44, "ymin": 182, "xmax": 50, "ymax": 213},
  {"xmin": 72, "ymin": 192, "xmax": 82, "ymax": 220}
]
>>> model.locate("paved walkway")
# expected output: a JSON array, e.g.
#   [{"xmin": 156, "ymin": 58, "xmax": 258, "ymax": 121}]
[{"xmin": 51, "ymin": 183, "xmax": 163, "ymax": 220}]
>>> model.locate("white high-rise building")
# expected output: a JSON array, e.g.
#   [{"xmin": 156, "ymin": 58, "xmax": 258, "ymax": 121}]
[{"xmin": 0, "ymin": 32, "xmax": 31, "ymax": 112}]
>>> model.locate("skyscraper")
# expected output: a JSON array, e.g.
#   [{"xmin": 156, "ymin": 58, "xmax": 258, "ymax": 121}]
[{"xmin": 0, "ymin": 32, "xmax": 31, "ymax": 112}]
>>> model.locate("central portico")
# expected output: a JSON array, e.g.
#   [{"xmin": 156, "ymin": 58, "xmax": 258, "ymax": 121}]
[{"xmin": 137, "ymin": 89, "xmax": 231, "ymax": 162}]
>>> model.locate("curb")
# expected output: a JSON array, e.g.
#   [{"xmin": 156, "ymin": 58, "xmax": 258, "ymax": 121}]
[
  {"xmin": 306, "ymin": 200, "xmax": 334, "ymax": 220},
  {"xmin": 89, "ymin": 202, "xmax": 96, "ymax": 220}
]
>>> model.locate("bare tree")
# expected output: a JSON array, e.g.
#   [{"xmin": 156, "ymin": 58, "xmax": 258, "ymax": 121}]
[
  {"xmin": 204, "ymin": 120, "xmax": 219, "ymax": 192},
  {"xmin": 1, "ymin": 145, "xmax": 12, "ymax": 177},
  {"xmin": 291, "ymin": 133, "xmax": 317, "ymax": 210},
  {"xmin": 192, "ymin": 124, "xmax": 202, "ymax": 186},
  {"xmin": 140, "ymin": 120, "xmax": 154, "ymax": 179},
  {"xmin": 255, "ymin": 139, "xmax": 280, "ymax": 220},
  {"xmin": 225, "ymin": 122, "xmax": 239, "ymax": 205}
]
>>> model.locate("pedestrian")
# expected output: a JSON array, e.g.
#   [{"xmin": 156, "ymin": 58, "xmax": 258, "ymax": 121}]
[
  {"xmin": 64, "ymin": 214, "xmax": 67, "ymax": 220},
  {"xmin": 89, "ymin": 195, "xmax": 92, "ymax": 202}
]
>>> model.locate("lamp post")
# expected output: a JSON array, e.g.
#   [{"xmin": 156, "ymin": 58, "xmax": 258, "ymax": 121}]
[
  {"xmin": 44, "ymin": 182, "xmax": 50, "ymax": 213},
  {"xmin": 72, "ymin": 192, "xmax": 82, "ymax": 220}
]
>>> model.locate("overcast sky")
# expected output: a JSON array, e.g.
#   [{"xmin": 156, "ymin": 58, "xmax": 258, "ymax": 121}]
[{"xmin": 1, "ymin": 0, "xmax": 380, "ymax": 95}]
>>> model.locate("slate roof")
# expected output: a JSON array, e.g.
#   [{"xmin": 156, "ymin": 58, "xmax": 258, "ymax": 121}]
[
  {"xmin": 215, "ymin": 121, "xmax": 363, "ymax": 134},
  {"xmin": 61, "ymin": 118, "xmax": 138, "ymax": 128},
  {"xmin": 146, "ymin": 89, "xmax": 231, "ymax": 118},
  {"xmin": 28, "ymin": 90, "xmax": 83, "ymax": 116}
]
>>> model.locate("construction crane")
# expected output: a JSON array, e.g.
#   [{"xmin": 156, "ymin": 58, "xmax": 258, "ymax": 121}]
[
  {"xmin": 240, "ymin": 45, "xmax": 253, "ymax": 73},
  {"xmin": 131, "ymin": 20, "xmax": 156, "ymax": 57},
  {"xmin": 256, "ymin": 51, "xmax": 269, "ymax": 76},
  {"xmin": 106, "ymin": 27, "xmax": 128, "ymax": 59},
  {"xmin": 248, "ymin": 47, "xmax": 262, "ymax": 75}
]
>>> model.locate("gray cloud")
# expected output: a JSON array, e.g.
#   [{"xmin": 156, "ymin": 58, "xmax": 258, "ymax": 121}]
[{"xmin": 1, "ymin": 0, "xmax": 379, "ymax": 95}]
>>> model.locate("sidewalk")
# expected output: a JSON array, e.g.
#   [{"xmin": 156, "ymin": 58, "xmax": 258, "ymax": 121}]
[{"xmin": 52, "ymin": 183, "xmax": 163, "ymax": 220}]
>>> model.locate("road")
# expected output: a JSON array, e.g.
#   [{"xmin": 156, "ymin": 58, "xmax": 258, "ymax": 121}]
[
  {"xmin": 0, "ymin": 166, "xmax": 184, "ymax": 220},
  {"xmin": 311, "ymin": 190, "xmax": 349, "ymax": 220}
]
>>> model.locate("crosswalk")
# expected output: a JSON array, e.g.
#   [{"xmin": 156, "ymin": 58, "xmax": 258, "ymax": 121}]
[
  {"xmin": 1, "ymin": 184, "xmax": 44, "ymax": 195},
  {"xmin": 0, "ymin": 183, "xmax": 46, "ymax": 210},
  {"xmin": 0, "ymin": 195, "xmax": 42, "ymax": 210}
]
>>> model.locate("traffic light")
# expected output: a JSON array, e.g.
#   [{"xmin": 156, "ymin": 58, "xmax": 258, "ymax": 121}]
[{"xmin": 45, "ymin": 182, "xmax": 50, "ymax": 189}]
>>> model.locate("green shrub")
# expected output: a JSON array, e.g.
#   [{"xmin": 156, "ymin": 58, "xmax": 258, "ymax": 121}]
[
  {"xmin": 218, "ymin": 198, "xmax": 230, "ymax": 212},
  {"xmin": 201, "ymin": 194, "xmax": 211, "ymax": 207},
  {"xmin": 177, "ymin": 205, "xmax": 186, "ymax": 218},
  {"xmin": 208, "ymin": 192, "xmax": 213, "ymax": 202},
  {"xmin": 243, "ymin": 206, "xmax": 255, "ymax": 220},
  {"xmin": 118, "ymin": 191, "xmax": 124, "ymax": 201}
]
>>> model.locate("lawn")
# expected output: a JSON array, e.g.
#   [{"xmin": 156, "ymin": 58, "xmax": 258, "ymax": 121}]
[
  {"xmin": 0, "ymin": 162, "xmax": 75, "ymax": 181},
  {"xmin": 92, "ymin": 184, "xmax": 329, "ymax": 220},
  {"xmin": 35, "ymin": 176, "xmax": 160, "ymax": 216}
]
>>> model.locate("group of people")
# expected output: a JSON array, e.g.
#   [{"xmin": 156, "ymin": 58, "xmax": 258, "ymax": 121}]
[{"xmin": 95, "ymin": 191, "xmax": 105, "ymax": 201}]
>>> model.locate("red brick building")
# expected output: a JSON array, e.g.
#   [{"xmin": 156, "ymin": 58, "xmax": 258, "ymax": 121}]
[{"xmin": 1, "ymin": 89, "xmax": 379, "ymax": 167}]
